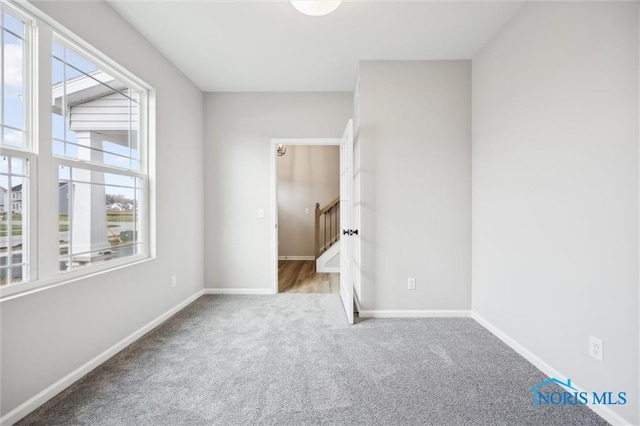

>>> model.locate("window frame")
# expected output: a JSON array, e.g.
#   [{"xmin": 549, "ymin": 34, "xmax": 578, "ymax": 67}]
[
  {"xmin": 0, "ymin": 1, "xmax": 36, "ymax": 289},
  {"xmin": 0, "ymin": 0, "xmax": 154, "ymax": 300},
  {"xmin": 51, "ymin": 35, "xmax": 149, "ymax": 275}
]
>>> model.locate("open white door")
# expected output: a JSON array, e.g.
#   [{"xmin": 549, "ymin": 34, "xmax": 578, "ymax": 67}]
[{"xmin": 339, "ymin": 119, "xmax": 354, "ymax": 324}]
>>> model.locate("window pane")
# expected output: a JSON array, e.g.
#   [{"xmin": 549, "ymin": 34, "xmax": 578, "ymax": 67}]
[
  {"xmin": 3, "ymin": 11, "xmax": 24, "ymax": 37},
  {"xmin": 64, "ymin": 46, "xmax": 99, "ymax": 76},
  {"xmin": 10, "ymin": 156, "xmax": 25, "ymax": 175},
  {"xmin": 58, "ymin": 164, "xmax": 70, "ymax": 180},
  {"xmin": 52, "ymin": 41, "xmax": 141, "ymax": 171},
  {"xmin": 52, "ymin": 56, "xmax": 63, "ymax": 87},
  {"xmin": 3, "ymin": 31, "xmax": 24, "ymax": 130},
  {"xmin": 63, "ymin": 62, "xmax": 84, "ymax": 85},
  {"xmin": 52, "ymin": 40, "xmax": 63, "ymax": 59},
  {"xmin": 2, "ymin": 12, "xmax": 27, "ymax": 150},
  {"xmin": 58, "ymin": 166, "xmax": 70, "ymax": 262},
  {"xmin": 0, "ymin": 155, "xmax": 28, "ymax": 286},
  {"xmin": 52, "ymin": 112, "xmax": 64, "ymax": 140},
  {"xmin": 9, "ymin": 175, "xmax": 24, "ymax": 245},
  {"xmin": 59, "ymin": 166, "xmax": 142, "ymax": 272},
  {"xmin": 53, "ymin": 139, "xmax": 65, "ymax": 157},
  {"xmin": 2, "ymin": 128, "xmax": 23, "ymax": 147}
]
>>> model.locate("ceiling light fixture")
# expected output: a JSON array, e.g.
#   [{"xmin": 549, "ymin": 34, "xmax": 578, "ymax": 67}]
[{"xmin": 290, "ymin": 0, "xmax": 342, "ymax": 17}]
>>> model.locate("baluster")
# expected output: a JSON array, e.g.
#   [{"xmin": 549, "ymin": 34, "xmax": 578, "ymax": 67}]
[
  {"xmin": 337, "ymin": 202, "xmax": 340, "ymax": 240},
  {"xmin": 333, "ymin": 206, "xmax": 340, "ymax": 243},
  {"xmin": 324, "ymin": 210, "xmax": 327, "ymax": 253},
  {"xmin": 329, "ymin": 206, "xmax": 332, "ymax": 246},
  {"xmin": 315, "ymin": 203, "xmax": 320, "ymax": 258},
  {"xmin": 315, "ymin": 198, "xmax": 341, "ymax": 257}
]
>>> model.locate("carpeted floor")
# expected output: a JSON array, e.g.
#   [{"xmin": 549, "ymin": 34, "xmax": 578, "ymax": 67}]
[{"xmin": 18, "ymin": 295, "xmax": 608, "ymax": 425}]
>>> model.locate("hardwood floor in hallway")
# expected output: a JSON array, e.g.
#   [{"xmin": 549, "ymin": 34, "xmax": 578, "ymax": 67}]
[{"xmin": 278, "ymin": 260, "xmax": 340, "ymax": 294}]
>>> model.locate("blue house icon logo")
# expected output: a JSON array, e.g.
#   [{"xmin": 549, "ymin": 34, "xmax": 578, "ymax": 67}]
[{"xmin": 529, "ymin": 378, "xmax": 578, "ymax": 408}]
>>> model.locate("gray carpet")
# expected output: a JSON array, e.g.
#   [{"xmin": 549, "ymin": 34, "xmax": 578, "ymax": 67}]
[{"xmin": 19, "ymin": 295, "xmax": 608, "ymax": 425}]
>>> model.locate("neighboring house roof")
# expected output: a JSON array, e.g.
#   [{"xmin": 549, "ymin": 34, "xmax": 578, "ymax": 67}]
[
  {"xmin": 52, "ymin": 71, "xmax": 127, "ymax": 109},
  {"xmin": 52, "ymin": 71, "xmax": 138, "ymax": 145}
]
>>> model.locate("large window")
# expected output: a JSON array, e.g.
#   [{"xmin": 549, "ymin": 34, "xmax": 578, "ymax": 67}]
[
  {"xmin": 0, "ymin": 2, "xmax": 151, "ymax": 296},
  {"xmin": 52, "ymin": 40, "xmax": 145, "ymax": 273}
]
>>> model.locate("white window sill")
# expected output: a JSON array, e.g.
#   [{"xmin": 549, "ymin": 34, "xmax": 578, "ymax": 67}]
[{"xmin": 0, "ymin": 255, "xmax": 154, "ymax": 302}]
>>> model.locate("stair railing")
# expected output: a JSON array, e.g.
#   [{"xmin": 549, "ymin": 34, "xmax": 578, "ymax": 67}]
[{"xmin": 315, "ymin": 196, "xmax": 340, "ymax": 259}]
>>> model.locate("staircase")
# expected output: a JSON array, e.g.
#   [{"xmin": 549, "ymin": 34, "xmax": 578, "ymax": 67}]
[{"xmin": 315, "ymin": 196, "xmax": 340, "ymax": 273}]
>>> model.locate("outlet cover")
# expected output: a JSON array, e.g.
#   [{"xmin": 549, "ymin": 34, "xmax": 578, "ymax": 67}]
[
  {"xmin": 171, "ymin": 275, "xmax": 177, "ymax": 288},
  {"xmin": 589, "ymin": 335, "xmax": 603, "ymax": 362}
]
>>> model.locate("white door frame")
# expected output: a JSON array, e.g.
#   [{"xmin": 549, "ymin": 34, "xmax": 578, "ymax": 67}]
[{"xmin": 270, "ymin": 138, "xmax": 341, "ymax": 294}]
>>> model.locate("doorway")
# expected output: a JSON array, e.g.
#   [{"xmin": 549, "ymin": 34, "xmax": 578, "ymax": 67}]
[
  {"xmin": 271, "ymin": 138, "xmax": 340, "ymax": 292},
  {"xmin": 270, "ymin": 121, "xmax": 357, "ymax": 323},
  {"xmin": 275, "ymin": 143, "xmax": 340, "ymax": 294}
]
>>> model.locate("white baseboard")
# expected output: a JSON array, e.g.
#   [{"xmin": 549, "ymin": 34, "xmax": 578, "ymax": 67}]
[
  {"xmin": 0, "ymin": 290, "xmax": 205, "ymax": 426},
  {"xmin": 203, "ymin": 288, "xmax": 273, "ymax": 295},
  {"xmin": 359, "ymin": 309, "xmax": 471, "ymax": 318},
  {"xmin": 278, "ymin": 256, "xmax": 315, "ymax": 260},
  {"xmin": 471, "ymin": 312, "xmax": 632, "ymax": 426}
]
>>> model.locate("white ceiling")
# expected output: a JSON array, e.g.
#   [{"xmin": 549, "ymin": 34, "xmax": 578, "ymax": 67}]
[{"xmin": 107, "ymin": 1, "xmax": 524, "ymax": 92}]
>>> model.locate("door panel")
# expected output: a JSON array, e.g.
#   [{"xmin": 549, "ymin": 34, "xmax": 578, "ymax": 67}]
[
  {"xmin": 352, "ymin": 115, "xmax": 361, "ymax": 306},
  {"xmin": 339, "ymin": 119, "xmax": 354, "ymax": 324}
]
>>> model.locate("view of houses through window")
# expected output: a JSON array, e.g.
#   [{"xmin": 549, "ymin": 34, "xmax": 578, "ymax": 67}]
[
  {"xmin": 0, "ymin": 3, "xmax": 149, "ymax": 289},
  {"xmin": 58, "ymin": 166, "xmax": 143, "ymax": 272},
  {"xmin": 0, "ymin": 155, "xmax": 28, "ymax": 285}
]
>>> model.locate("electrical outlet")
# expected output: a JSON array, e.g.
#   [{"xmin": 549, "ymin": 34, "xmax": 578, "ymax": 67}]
[
  {"xmin": 408, "ymin": 277, "xmax": 416, "ymax": 290},
  {"xmin": 589, "ymin": 335, "xmax": 603, "ymax": 362},
  {"xmin": 171, "ymin": 275, "xmax": 177, "ymax": 288}
]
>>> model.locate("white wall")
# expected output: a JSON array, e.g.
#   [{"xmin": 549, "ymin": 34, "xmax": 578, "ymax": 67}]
[
  {"xmin": 277, "ymin": 145, "xmax": 340, "ymax": 257},
  {"xmin": 357, "ymin": 61, "xmax": 471, "ymax": 312},
  {"xmin": 472, "ymin": 2, "xmax": 639, "ymax": 424},
  {"xmin": 1, "ymin": 1, "xmax": 204, "ymax": 419},
  {"xmin": 204, "ymin": 93, "xmax": 352, "ymax": 290}
]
